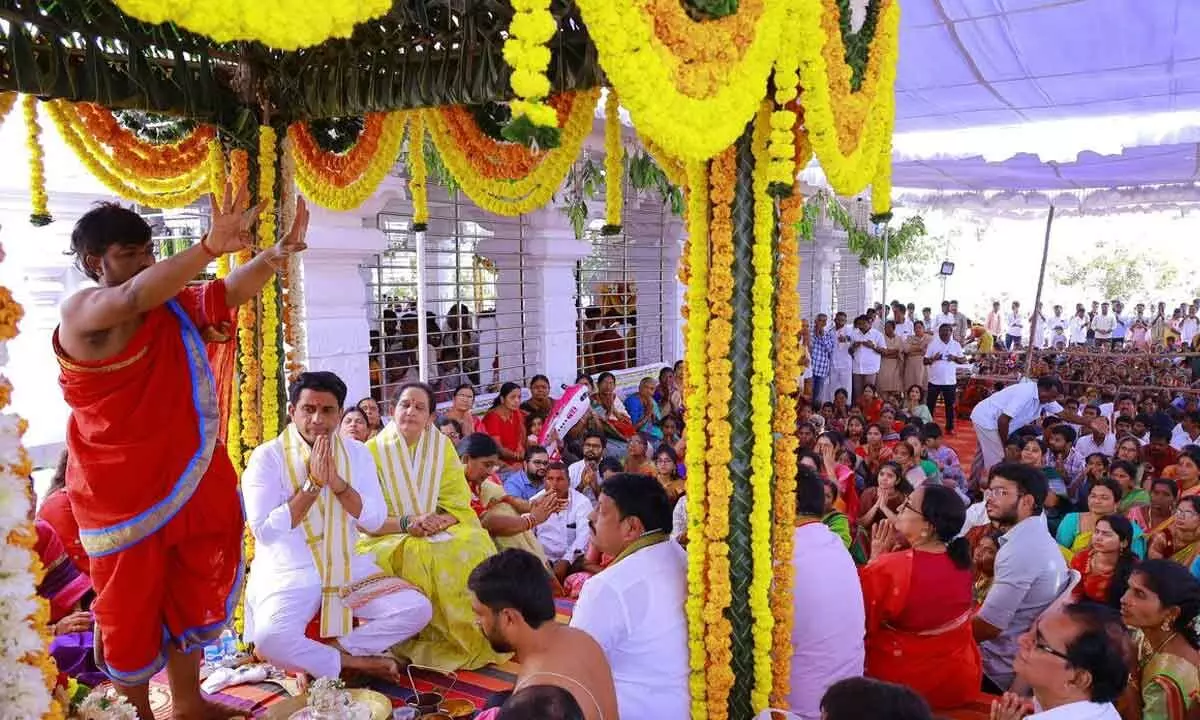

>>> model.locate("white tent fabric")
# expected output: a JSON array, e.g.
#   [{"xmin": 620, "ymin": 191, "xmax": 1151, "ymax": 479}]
[{"xmin": 888, "ymin": 0, "xmax": 1200, "ymax": 191}]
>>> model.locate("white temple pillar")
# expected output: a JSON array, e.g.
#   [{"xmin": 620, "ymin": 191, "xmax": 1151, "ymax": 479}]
[
  {"xmin": 521, "ymin": 206, "xmax": 591, "ymax": 390},
  {"xmin": 298, "ymin": 182, "xmax": 401, "ymax": 406}
]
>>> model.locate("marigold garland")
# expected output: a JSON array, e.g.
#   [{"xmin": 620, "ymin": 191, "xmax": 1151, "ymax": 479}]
[
  {"xmin": 770, "ymin": 190, "xmax": 803, "ymax": 707},
  {"xmin": 503, "ymin": 0, "xmax": 558, "ymax": 135},
  {"xmin": 279, "ymin": 133, "xmax": 307, "ymax": 383},
  {"xmin": 225, "ymin": 149, "xmax": 250, "ymax": 475},
  {"xmin": 74, "ymin": 103, "xmax": 215, "ymax": 180},
  {"xmin": 258, "ymin": 125, "xmax": 281, "ymax": 442},
  {"xmin": 23, "ymin": 95, "xmax": 51, "ymax": 226},
  {"xmin": 289, "ymin": 114, "xmax": 385, "ymax": 188},
  {"xmin": 768, "ymin": 40, "xmax": 800, "ymax": 192},
  {"xmin": 704, "ymin": 145, "xmax": 737, "ymax": 720},
  {"xmin": 574, "ymin": 0, "xmax": 790, "ymax": 161},
  {"xmin": 435, "ymin": 96, "xmax": 573, "ymax": 181},
  {"xmin": 638, "ymin": 132, "xmax": 688, "ymax": 190},
  {"xmin": 110, "ymin": 0, "xmax": 392, "ymax": 50},
  {"xmin": 748, "ymin": 104, "xmax": 776, "ymax": 712},
  {"xmin": 793, "ymin": 0, "xmax": 899, "ymax": 211},
  {"xmin": 602, "ymin": 89, "xmax": 624, "ymax": 235},
  {"xmin": 291, "ymin": 112, "xmax": 408, "ymax": 211},
  {"xmin": 0, "ymin": 92, "xmax": 16, "ymax": 127},
  {"xmin": 44, "ymin": 101, "xmax": 210, "ymax": 209},
  {"xmin": 423, "ymin": 89, "xmax": 599, "ymax": 216},
  {"xmin": 683, "ymin": 159, "xmax": 710, "ymax": 720},
  {"xmin": 407, "ymin": 115, "xmax": 430, "ymax": 230}
]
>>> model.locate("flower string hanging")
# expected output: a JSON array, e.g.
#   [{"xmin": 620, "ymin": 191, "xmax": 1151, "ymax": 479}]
[
  {"xmin": 502, "ymin": 0, "xmax": 559, "ymax": 147},
  {"xmin": 602, "ymin": 90, "xmax": 624, "ymax": 235},
  {"xmin": 23, "ymin": 95, "xmax": 51, "ymax": 226}
]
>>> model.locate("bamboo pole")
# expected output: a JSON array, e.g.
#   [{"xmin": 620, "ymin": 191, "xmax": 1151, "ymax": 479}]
[{"xmin": 1025, "ymin": 205, "xmax": 1055, "ymax": 375}]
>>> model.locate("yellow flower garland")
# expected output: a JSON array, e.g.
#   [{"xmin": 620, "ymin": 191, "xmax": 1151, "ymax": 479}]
[
  {"xmin": 770, "ymin": 191, "xmax": 803, "ymax": 706},
  {"xmin": 603, "ymin": 89, "xmax": 623, "ymax": 232},
  {"xmin": 423, "ymin": 88, "xmax": 599, "ymax": 216},
  {"xmin": 747, "ymin": 103, "xmax": 776, "ymax": 712},
  {"xmin": 44, "ymin": 101, "xmax": 210, "ymax": 209},
  {"xmin": 574, "ymin": 0, "xmax": 790, "ymax": 161},
  {"xmin": 23, "ymin": 95, "xmax": 50, "ymax": 224},
  {"xmin": 768, "ymin": 34, "xmax": 800, "ymax": 190},
  {"xmin": 407, "ymin": 114, "xmax": 430, "ymax": 228},
  {"xmin": 503, "ymin": 0, "xmax": 558, "ymax": 130},
  {"xmin": 683, "ymin": 159, "xmax": 710, "ymax": 720},
  {"xmin": 638, "ymin": 132, "xmax": 687, "ymax": 190},
  {"xmin": 291, "ymin": 112, "xmax": 408, "ymax": 211},
  {"xmin": 705, "ymin": 146, "xmax": 737, "ymax": 720},
  {"xmin": 208, "ymin": 139, "xmax": 232, "ymax": 279},
  {"xmin": 258, "ymin": 125, "xmax": 281, "ymax": 441},
  {"xmin": 793, "ymin": 0, "xmax": 899, "ymax": 211},
  {"xmin": 110, "ymin": 0, "xmax": 392, "ymax": 50},
  {"xmin": 0, "ymin": 91, "xmax": 16, "ymax": 126}
]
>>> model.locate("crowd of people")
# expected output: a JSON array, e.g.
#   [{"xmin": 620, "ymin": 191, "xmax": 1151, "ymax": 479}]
[{"xmin": 36, "ymin": 190, "xmax": 1200, "ymax": 720}]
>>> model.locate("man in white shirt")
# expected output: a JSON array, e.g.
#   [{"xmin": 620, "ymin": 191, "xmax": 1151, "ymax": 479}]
[
  {"xmin": 829, "ymin": 312, "xmax": 854, "ymax": 402},
  {"xmin": 1074, "ymin": 417, "xmax": 1116, "ymax": 458},
  {"xmin": 568, "ymin": 431, "xmax": 606, "ymax": 504},
  {"xmin": 924, "ymin": 323, "xmax": 966, "ymax": 434},
  {"xmin": 935, "ymin": 300, "xmax": 956, "ymax": 340},
  {"xmin": 970, "ymin": 377, "xmax": 1090, "ymax": 471},
  {"xmin": 242, "ymin": 372, "xmax": 432, "ymax": 682},
  {"xmin": 1068, "ymin": 308, "xmax": 1089, "ymax": 346},
  {"xmin": 1048, "ymin": 305, "xmax": 1069, "ymax": 349},
  {"xmin": 1005, "ymin": 301, "xmax": 1025, "ymax": 350},
  {"xmin": 1090, "ymin": 302, "xmax": 1115, "ymax": 347},
  {"xmin": 991, "ymin": 604, "xmax": 1128, "ymax": 719},
  {"xmin": 533, "ymin": 462, "xmax": 594, "ymax": 583},
  {"xmin": 1030, "ymin": 302, "xmax": 1048, "ymax": 349},
  {"xmin": 788, "ymin": 465, "xmax": 864, "ymax": 719},
  {"xmin": 849, "ymin": 315, "xmax": 885, "ymax": 403},
  {"xmin": 1181, "ymin": 306, "xmax": 1199, "ymax": 345},
  {"xmin": 891, "ymin": 304, "xmax": 914, "ymax": 340},
  {"xmin": 570, "ymin": 473, "xmax": 688, "ymax": 720},
  {"xmin": 1171, "ymin": 411, "xmax": 1200, "ymax": 450}
]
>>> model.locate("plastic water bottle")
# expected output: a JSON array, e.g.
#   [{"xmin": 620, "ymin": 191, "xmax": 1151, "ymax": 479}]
[
  {"xmin": 202, "ymin": 642, "xmax": 223, "ymax": 667},
  {"xmin": 219, "ymin": 629, "xmax": 238, "ymax": 661}
]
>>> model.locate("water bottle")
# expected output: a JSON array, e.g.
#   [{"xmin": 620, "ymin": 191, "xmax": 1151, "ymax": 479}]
[
  {"xmin": 219, "ymin": 628, "xmax": 238, "ymax": 661},
  {"xmin": 202, "ymin": 642, "xmax": 223, "ymax": 667}
]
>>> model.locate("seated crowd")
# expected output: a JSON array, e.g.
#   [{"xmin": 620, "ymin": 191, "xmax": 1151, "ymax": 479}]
[{"xmin": 33, "ymin": 358, "xmax": 1200, "ymax": 720}]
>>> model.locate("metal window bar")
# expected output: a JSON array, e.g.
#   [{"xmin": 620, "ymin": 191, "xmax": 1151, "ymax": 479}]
[
  {"xmin": 139, "ymin": 203, "xmax": 217, "ymax": 280},
  {"xmin": 363, "ymin": 200, "xmax": 539, "ymax": 409},
  {"xmin": 575, "ymin": 197, "xmax": 672, "ymax": 377}
]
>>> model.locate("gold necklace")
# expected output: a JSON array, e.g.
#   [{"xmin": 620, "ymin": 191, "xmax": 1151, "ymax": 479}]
[{"xmin": 1139, "ymin": 631, "xmax": 1178, "ymax": 669}]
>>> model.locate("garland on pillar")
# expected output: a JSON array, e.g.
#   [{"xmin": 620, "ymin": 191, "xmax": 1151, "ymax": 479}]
[
  {"xmin": 23, "ymin": 95, "xmax": 51, "ymax": 226},
  {"xmin": 769, "ymin": 190, "xmax": 803, "ymax": 707},
  {"xmin": 682, "ymin": 159, "xmax": 710, "ymax": 720},
  {"xmin": 225, "ymin": 149, "xmax": 251, "ymax": 475},
  {"xmin": 704, "ymin": 146, "xmax": 737, "ymax": 720},
  {"xmin": 747, "ymin": 104, "xmax": 776, "ymax": 712},
  {"xmin": 407, "ymin": 114, "xmax": 430, "ymax": 231},
  {"xmin": 602, "ymin": 89, "xmax": 623, "ymax": 235},
  {"xmin": 279, "ymin": 134, "xmax": 306, "ymax": 382},
  {"xmin": 257, "ymin": 125, "xmax": 281, "ymax": 441}
]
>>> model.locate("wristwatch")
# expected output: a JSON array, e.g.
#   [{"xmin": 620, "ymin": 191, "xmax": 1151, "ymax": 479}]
[{"xmin": 302, "ymin": 478, "xmax": 321, "ymax": 495}]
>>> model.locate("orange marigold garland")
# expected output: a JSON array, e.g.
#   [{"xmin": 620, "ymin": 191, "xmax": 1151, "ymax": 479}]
[
  {"xmin": 704, "ymin": 145, "xmax": 737, "ymax": 720},
  {"xmin": 74, "ymin": 103, "xmax": 215, "ymax": 179},
  {"xmin": 290, "ymin": 112, "xmax": 408, "ymax": 211}
]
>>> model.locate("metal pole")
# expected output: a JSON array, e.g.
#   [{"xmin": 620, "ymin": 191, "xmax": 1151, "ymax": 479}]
[
  {"xmin": 881, "ymin": 228, "xmax": 889, "ymax": 306},
  {"xmin": 1026, "ymin": 205, "xmax": 1055, "ymax": 376},
  {"xmin": 415, "ymin": 228, "xmax": 430, "ymax": 382}
]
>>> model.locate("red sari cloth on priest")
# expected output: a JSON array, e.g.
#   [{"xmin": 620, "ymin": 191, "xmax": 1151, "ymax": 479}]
[
  {"xmin": 861, "ymin": 549, "xmax": 982, "ymax": 711},
  {"xmin": 54, "ymin": 281, "xmax": 244, "ymax": 686},
  {"xmin": 37, "ymin": 488, "xmax": 90, "ymax": 578}
]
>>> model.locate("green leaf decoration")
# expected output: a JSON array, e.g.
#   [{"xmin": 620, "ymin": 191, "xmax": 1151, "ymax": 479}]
[
  {"xmin": 306, "ymin": 116, "xmax": 367, "ymax": 155},
  {"xmin": 837, "ymin": 0, "xmax": 885, "ymax": 91},
  {"xmin": 624, "ymin": 150, "xmax": 684, "ymax": 217},
  {"xmin": 501, "ymin": 114, "xmax": 563, "ymax": 150},
  {"xmin": 114, "ymin": 110, "xmax": 197, "ymax": 144},
  {"xmin": 686, "ymin": 0, "xmax": 740, "ymax": 19},
  {"xmin": 469, "ymin": 102, "xmax": 513, "ymax": 142}
]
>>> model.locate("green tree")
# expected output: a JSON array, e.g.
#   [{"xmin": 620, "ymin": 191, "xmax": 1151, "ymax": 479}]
[{"xmin": 1052, "ymin": 241, "xmax": 1180, "ymax": 300}]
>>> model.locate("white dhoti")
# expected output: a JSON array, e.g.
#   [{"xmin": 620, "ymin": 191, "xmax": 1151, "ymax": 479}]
[
  {"xmin": 247, "ymin": 577, "xmax": 433, "ymax": 679},
  {"xmin": 974, "ymin": 425, "xmax": 1005, "ymax": 474}
]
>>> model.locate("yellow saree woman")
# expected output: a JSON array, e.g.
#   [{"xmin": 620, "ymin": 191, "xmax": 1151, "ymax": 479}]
[{"xmin": 361, "ymin": 424, "xmax": 506, "ymax": 671}]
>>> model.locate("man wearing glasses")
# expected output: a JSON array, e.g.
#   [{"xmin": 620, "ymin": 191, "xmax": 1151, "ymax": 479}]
[
  {"xmin": 972, "ymin": 463, "xmax": 1070, "ymax": 694},
  {"xmin": 988, "ymin": 604, "xmax": 1128, "ymax": 719}
]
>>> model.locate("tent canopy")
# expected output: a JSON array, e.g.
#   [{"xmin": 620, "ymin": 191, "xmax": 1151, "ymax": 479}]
[{"xmin": 891, "ymin": 0, "xmax": 1200, "ymax": 191}]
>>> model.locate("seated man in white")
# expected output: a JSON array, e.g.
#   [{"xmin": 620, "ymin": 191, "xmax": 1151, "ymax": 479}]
[
  {"xmin": 243, "ymin": 371, "xmax": 433, "ymax": 681},
  {"xmin": 533, "ymin": 461, "xmax": 594, "ymax": 584},
  {"xmin": 570, "ymin": 472, "xmax": 688, "ymax": 720}
]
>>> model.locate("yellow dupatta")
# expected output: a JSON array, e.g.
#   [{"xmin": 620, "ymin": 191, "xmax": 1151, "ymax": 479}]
[
  {"xmin": 369, "ymin": 424, "xmax": 449, "ymax": 518},
  {"xmin": 281, "ymin": 425, "xmax": 355, "ymax": 638}
]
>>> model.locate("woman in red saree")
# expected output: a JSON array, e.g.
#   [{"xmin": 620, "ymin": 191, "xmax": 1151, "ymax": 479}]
[{"xmin": 860, "ymin": 485, "xmax": 981, "ymax": 711}]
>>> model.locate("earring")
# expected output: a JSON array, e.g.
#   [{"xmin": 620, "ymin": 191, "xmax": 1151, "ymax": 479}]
[{"xmin": 1161, "ymin": 619, "xmax": 1172, "ymax": 632}]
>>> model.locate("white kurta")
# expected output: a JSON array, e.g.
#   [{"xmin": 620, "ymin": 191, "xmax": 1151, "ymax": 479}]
[
  {"xmin": 242, "ymin": 434, "xmax": 433, "ymax": 678},
  {"xmin": 532, "ymin": 489, "xmax": 594, "ymax": 564},
  {"xmin": 571, "ymin": 540, "xmax": 689, "ymax": 720}
]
